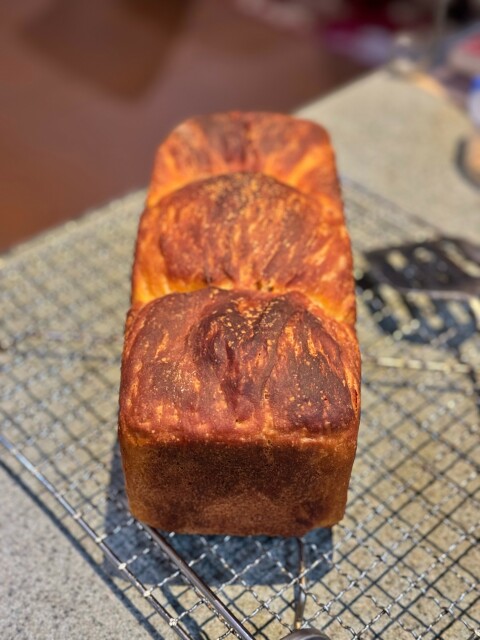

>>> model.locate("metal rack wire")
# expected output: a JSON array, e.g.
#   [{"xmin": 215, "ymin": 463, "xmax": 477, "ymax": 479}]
[{"xmin": 0, "ymin": 181, "xmax": 478, "ymax": 640}]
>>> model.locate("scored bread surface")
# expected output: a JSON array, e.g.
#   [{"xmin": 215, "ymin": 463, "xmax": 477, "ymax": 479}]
[{"xmin": 119, "ymin": 112, "xmax": 361, "ymax": 536}]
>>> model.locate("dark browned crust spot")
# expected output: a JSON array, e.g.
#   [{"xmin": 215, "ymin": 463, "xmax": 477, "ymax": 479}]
[{"xmin": 120, "ymin": 288, "xmax": 360, "ymax": 443}]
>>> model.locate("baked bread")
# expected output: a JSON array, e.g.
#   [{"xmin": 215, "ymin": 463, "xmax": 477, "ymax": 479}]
[
  {"xmin": 146, "ymin": 112, "xmax": 342, "ymax": 210},
  {"xmin": 133, "ymin": 172, "xmax": 355, "ymax": 324},
  {"xmin": 119, "ymin": 112, "xmax": 361, "ymax": 536}
]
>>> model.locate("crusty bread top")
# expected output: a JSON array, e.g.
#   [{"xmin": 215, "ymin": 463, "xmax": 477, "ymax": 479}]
[
  {"xmin": 147, "ymin": 112, "xmax": 342, "ymax": 212},
  {"xmin": 133, "ymin": 172, "xmax": 355, "ymax": 323},
  {"xmin": 119, "ymin": 288, "xmax": 360, "ymax": 445}
]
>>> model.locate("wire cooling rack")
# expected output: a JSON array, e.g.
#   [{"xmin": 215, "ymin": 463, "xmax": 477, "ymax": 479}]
[{"xmin": 0, "ymin": 180, "xmax": 478, "ymax": 640}]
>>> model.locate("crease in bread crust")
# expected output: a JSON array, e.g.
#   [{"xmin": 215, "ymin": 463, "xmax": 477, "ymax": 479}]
[
  {"xmin": 119, "ymin": 111, "xmax": 361, "ymax": 536},
  {"xmin": 133, "ymin": 171, "xmax": 355, "ymax": 324}
]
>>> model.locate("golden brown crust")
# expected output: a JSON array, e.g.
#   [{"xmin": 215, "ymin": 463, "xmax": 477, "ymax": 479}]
[
  {"xmin": 120, "ymin": 288, "xmax": 360, "ymax": 444},
  {"xmin": 146, "ymin": 111, "xmax": 342, "ymax": 214},
  {"xmin": 119, "ymin": 112, "xmax": 361, "ymax": 536},
  {"xmin": 133, "ymin": 173, "xmax": 355, "ymax": 324}
]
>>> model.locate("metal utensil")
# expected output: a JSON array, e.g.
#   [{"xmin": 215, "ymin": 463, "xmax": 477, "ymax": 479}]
[
  {"xmin": 281, "ymin": 631, "xmax": 331, "ymax": 640},
  {"xmin": 144, "ymin": 526, "xmax": 332, "ymax": 640},
  {"xmin": 358, "ymin": 235, "xmax": 480, "ymax": 350},
  {"xmin": 364, "ymin": 236, "xmax": 480, "ymax": 300}
]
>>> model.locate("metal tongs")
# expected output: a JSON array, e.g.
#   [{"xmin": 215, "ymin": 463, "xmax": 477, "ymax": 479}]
[{"xmin": 145, "ymin": 526, "xmax": 332, "ymax": 640}]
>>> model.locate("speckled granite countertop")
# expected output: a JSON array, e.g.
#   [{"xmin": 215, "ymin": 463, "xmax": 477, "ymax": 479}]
[
  {"xmin": 298, "ymin": 71, "xmax": 479, "ymax": 242},
  {"xmin": 1, "ymin": 70, "xmax": 478, "ymax": 640}
]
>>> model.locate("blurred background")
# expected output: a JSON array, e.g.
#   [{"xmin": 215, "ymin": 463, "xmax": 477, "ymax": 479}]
[{"xmin": 1, "ymin": 0, "xmax": 479, "ymax": 251}]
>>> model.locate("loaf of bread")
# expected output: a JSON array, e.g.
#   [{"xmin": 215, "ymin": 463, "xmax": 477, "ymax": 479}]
[{"xmin": 119, "ymin": 112, "xmax": 361, "ymax": 537}]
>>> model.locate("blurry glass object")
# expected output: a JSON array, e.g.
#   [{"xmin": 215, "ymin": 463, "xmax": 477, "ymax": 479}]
[
  {"xmin": 388, "ymin": 0, "xmax": 450, "ymax": 75},
  {"xmin": 321, "ymin": 0, "xmax": 432, "ymax": 66},
  {"xmin": 388, "ymin": 31, "xmax": 424, "ymax": 75}
]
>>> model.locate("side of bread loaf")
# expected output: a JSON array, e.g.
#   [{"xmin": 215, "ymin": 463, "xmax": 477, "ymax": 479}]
[{"xmin": 119, "ymin": 112, "xmax": 361, "ymax": 536}]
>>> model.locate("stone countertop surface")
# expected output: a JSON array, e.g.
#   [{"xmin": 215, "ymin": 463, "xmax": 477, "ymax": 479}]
[
  {"xmin": 298, "ymin": 70, "xmax": 479, "ymax": 242},
  {"xmin": 1, "ymin": 69, "xmax": 479, "ymax": 640}
]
